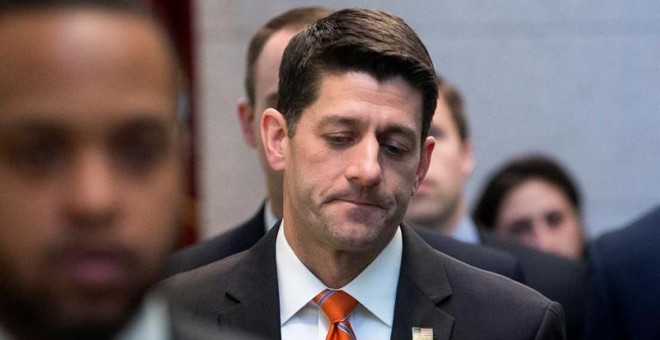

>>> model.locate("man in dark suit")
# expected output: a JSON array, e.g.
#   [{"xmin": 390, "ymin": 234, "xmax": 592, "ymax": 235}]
[
  {"xmin": 166, "ymin": 7, "xmax": 525, "ymax": 284},
  {"xmin": 405, "ymin": 78, "xmax": 588, "ymax": 339},
  {"xmin": 584, "ymin": 205, "xmax": 660, "ymax": 339},
  {"xmin": 166, "ymin": 8, "xmax": 565, "ymax": 339}
]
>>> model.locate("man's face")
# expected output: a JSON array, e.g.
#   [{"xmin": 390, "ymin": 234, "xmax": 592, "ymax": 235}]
[
  {"xmin": 277, "ymin": 72, "xmax": 433, "ymax": 254},
  {"xmin": 495, "ymin": 179, "xmax": 584, "ymax": 259},
  {"xmin": 405, "ymin": 96, "xmax": 473, "ymax": 232},
  {"xmin": 0, "ymin": 10, "xmax": 183, "ymax": 335}
]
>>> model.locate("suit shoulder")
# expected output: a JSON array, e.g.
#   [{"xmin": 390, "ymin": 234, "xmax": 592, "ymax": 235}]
[
  {"xmin": 437, "ymin": 254, "xmax": 566, "ymax": 338},
  {"xmin": 414, "ymin": 227, "xmax": 522, "ymax": 281},
  {"xmin": 442, "ymin": 251, "xmax": 551, "ymax": 305},
  {"xmin": 593, "ymin": 205, "xmax": 660, "ymax": 260},
  {"xmin": 162, "ymin": 251, "xmax": 247, "ymax": 313}
]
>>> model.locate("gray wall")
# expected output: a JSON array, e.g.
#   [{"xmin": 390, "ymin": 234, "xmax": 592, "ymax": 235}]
[{"xmin": 195, "ymin": 0, "xmax": 660, "ymax": 239}]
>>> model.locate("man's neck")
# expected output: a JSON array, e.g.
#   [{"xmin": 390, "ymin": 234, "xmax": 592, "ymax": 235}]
[
  {"xmin": 265, "ymin": 176, "xmax": 283, "ymax": 220},
  {"xmin": 429, "ymin": 200, "xmax": 467, "ymax": 236},
  {"xmin": 282, "ymin": 222, "xmax": 395, "ymax": 288}
]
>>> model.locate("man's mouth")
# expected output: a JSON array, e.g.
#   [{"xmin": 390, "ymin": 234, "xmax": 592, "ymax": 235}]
[
  {"xmin": 335, "ymin": 198, "xmax": 387, "ymax": 210},
  {"xmin": 55, "ymin": 247, "xmax": 132, "ymax": 289}
]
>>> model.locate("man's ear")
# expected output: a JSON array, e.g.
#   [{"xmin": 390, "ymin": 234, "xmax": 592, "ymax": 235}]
[
  {"xmin": 237, "ymin": 99, "xmax": 259, "ymax": 148},
  {"xmin": 412, "ymin": 136, "xmax": 436, "ymax": 196},
  {"xmin": 461, "ymin": 139, "xmax": 475, "ymax": 178},
  {"xmin": 261, "ymin": 108, "xmax": 287, "ymax": 171}
]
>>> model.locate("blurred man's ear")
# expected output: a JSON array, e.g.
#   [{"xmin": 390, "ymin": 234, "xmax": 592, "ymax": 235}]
[
  {"xmin": 261, "ymin": 108, "xmax": 287, "ymax": 171},
  {"xmin": 461, "ymin": 139, "xmax": 475, "ymax": 178},
  {"xmin": 413, "ymin": 136, "xmax": 436, "ymax": 196},
  {"xmin": 237, "ymin": 99, "xmax": 259, "ymax": 148}
]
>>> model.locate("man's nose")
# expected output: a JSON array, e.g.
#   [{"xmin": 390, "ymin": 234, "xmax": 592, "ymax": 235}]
[
  {"xmin": 64, "ymin": 150, "xmax": 118, "ymax": 228},
  {"xmin": 344, "ymin": 137, "xmax": 383, "ymax": 187},
  {"xmin": 533, "ymin": 223, "xmax": 557, "ymax": 253}
]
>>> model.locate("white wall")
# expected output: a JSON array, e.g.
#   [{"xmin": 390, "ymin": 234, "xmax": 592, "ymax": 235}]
[{"xmin": 195, "ymin": 0, "xmax": 660, "ymax": 238}]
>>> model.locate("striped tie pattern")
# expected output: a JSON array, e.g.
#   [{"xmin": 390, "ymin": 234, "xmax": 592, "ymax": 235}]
[{"xmin": 314, "ymin": 289, "xmax": 359, "ymax": 340}]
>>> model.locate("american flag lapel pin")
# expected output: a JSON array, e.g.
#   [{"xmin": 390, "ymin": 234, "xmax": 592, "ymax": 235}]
[{"xmin": 412, "ymin": 327, "xmax": 433, "ymax": 340}]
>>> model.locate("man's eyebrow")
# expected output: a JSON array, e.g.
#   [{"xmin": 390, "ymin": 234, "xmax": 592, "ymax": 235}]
[
  {"xmin": 318, "ymin": 115, "xmax": 360, "ymax": 128},
  {"xmin": 381, "ymin": 124, "xmax": 418, "ymax": 143},
  {"xmin": 0, "ymin": 114, "xmax": 176, "ymax": 134},
  {"xmin": 317, "ymin": 114, "xmax": 418, "ymax": 140},
  {"xmin": 0, "ymin": 118, "xmax": 68, "ymax": 134}
]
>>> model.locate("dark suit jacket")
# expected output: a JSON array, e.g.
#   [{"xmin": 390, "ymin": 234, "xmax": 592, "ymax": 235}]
[
  {"xmin": 479, "ymin": 231, "xmax": 587, "ymax": 340},
  {"xmin": 166, "ymin": 206, "xmax": 524, "ymax": 283},
  {"xmin": 584, "ymin": 206, "xmax": 660, "ymax": 340},
  {"xmin": 165, "ymin": 223, "xmax": 565, "ymax": 340},
  {"xmin": 169, "ymin": 294, "xmax": 264, "ymax": 340}
]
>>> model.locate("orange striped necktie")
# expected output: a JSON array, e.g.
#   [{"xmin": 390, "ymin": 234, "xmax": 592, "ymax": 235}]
[{"xmin": 314, "ymin": 289, "xmax": 359, "ymax": 340}]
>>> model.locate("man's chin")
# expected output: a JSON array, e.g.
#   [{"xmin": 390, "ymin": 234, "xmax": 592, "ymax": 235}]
[
  {"xmin": 1, "ymin": 285, "xmax": 144, "ymax": 340},
  {"xmin": 330, "ymin": 222, "xmax": 396, "ymax": 250}
]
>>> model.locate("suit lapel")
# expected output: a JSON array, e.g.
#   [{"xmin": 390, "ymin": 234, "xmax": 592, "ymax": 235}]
[
  {"xmin": 217, "ymin": 222, "xmax": 282, "ymax": 339},
  {"xmin": 391, "ymin": 224, "xmax": 455, "ymax": 340}
]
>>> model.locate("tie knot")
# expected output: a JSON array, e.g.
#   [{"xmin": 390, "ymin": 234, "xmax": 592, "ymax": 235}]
[{"xmin": 314, "ymin": 289, "xmax": 358, "ymax": 323}]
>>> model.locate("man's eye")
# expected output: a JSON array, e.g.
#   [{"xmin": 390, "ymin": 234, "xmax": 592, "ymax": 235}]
[
  {"xmin": 509, "ymin": 220, "xmax": 532, "ymax": 236},
  {"xmin": 112, "ymin": 129, "xmax": 170, "ymax": 172},
  {"xmin": 546, "ymin": 211, "xmax": 564, "ymax": 228},
  {"xmin": 324, "ymin": 134, "xmax": 353, "ymax": 147},
  {"xmin": 428, "ymin": 126, "xmax": 444, "ymax": 139},
  {"xmin": 4, "ymin": 138, "xmax": 65, "ymax": 173},
  {"xmin": 381, "ymin": 140, "xmax": 410, "ymax": 158}
]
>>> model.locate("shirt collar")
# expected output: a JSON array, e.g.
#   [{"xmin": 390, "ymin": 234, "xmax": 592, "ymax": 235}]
[
  {"xmin": 114, "ymin": 292, "xmax": 169, "ymax": 340},
  {"xmin": 276, "ymin": 219, "xmax": 327, "ymax": 325},
  {"xmin": 264, "ymin": 199, "xmax": 278, "ymax": 233},
  {"xmin": 276, "ymin": 220, "xmax": 402, "ymax": 327},
  {"xmin": 451, "ymin": 216, "xmax": 480, "ymax": 244},
  {"xmin": 343, "ymin": 227, "xmax": 402, "ymax": 326}
]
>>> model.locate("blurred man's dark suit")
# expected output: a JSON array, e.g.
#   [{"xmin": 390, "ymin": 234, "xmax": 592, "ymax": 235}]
[
  {"xmin": 584, "ymin": 206, "xmax": 660, "ymax": 339},
  {"xmin": 477, "ymin": 231, "xmax": 588, "ymax": 340}
]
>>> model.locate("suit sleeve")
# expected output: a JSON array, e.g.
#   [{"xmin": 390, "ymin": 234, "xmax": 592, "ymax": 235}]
[{"xmin": 534, "ymin": 302, "xmax": 567, "ymax": 340}]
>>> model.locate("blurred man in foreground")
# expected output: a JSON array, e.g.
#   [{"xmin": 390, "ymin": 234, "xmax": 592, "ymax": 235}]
[{"xmin": 0, "ymin": 1, "xmax": 211, "ymax": 338}]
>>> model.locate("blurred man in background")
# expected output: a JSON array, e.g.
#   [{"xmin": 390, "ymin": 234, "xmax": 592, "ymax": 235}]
[
  {"xmin": 585, "ymin": 205, "xmax": 660, "ymax": 339},
  {"xmin": 405, "ymin": 78, "xmax": 587, "ymax": 339},
  {"xmin": 166, "ymin": 7, "xmax": 333, "ymax": 274}
]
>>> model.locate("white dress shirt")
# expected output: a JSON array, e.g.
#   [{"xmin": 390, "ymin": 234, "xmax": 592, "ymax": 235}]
[
  {"xmin": 114, "ymin": 293, "xmax": 170, "ymax": 340},
  {"xmin": 451, "ymin": 216, "xmax": 481, "ymax": 245},
  {"xmin": 276, "ymin": 220, "xmax": 402, "ymax": 340}
]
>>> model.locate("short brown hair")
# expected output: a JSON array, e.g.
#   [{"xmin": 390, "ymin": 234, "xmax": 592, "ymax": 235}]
[
  {"xmin": 244, "ymin": 7, "xmax": 332, "ymax": 105},
  {"xmin": 277, "ymin": 8, "xmax": 438, "ymax": 143}
]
